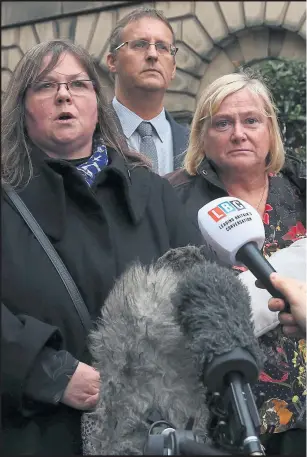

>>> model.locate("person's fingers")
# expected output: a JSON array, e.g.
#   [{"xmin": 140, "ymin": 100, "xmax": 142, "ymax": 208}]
[
  {"xmin": 79, "ymin": 377, "xmax": 100, "ymax": 396},
  {"xmin": 92, "ymin": 372, "xmax": 101, "ymax": 384},
  {"xmin": 68, "ymin": 379, "xmax": 99, "ymax": 396},
  {"xmin": 282, "ymin": 325, "xmax": 303, "ymax": 338},
  {"xmin": 278, "ymin": 312, "xmax": 297, "ymax": 326},
  {"xmin": 61, "ymin": 362, "xmax": 101, "ymax": 408},
  {"xmin": 61, "ymin": 390, "xmax": 100, "ymax": 410},
  {"xmin": 83, "ymin": 392, "xmax": 100, "ymax": 410},
  {"xmin": 268, "ymin": 298, "xmax": 285, "ymax": 312},
  {"xmin": 84, "ymin": 387, "xmax": 99, "ymax": 397},
  {"xmin": 270, "ymin": 273, "xmax": 305, "ymax": 304}
]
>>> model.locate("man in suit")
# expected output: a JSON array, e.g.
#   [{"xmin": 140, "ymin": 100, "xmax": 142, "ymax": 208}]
[{"xmin": 107, "ymin": 6, "xmax": 189, "ymax": 175}]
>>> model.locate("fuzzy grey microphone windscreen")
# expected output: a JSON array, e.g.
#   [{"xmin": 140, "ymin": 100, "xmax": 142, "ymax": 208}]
[
  {"xmin": 82, "ymin": 247, "xmax": 210, "ymax": 455},
  {"xmin": 81, "ymin": 246, "xmax": 262, "ymax": 455},
  {"xmin": 173, "ymin": 260, "xmax": 264, "ymax": 377}
]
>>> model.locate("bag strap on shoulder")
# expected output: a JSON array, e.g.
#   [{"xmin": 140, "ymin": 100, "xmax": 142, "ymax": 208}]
[{"xmin": 2, "ymin": 182, "xmax": 92, "ymax": 333}]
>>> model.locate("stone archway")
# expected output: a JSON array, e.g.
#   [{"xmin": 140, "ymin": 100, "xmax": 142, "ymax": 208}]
[
  {"xmin": 162, "ymin": 1, "xmax": 306, "ymax": 114},
  {"xmin": 2, "ymin": 1, "xmax": 306, "ymax": 116},
  {"xmin": 196, "ymin": 27, "xmax": 305, "ymax": 100}
]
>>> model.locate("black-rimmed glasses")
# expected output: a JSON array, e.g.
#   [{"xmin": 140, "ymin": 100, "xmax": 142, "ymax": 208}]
[
  {"xmin": 114, "ymin": 40, "xmax": 178, "ymax": 56},
  {"xmin": 29, "ymin": 79, "xmax": 95, "ymax": 97}
]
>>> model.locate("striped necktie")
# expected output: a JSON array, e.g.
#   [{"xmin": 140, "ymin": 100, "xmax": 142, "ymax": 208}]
[{"xmin": 137, "ymin": 121, "xmax": 159, "ymax": 173}]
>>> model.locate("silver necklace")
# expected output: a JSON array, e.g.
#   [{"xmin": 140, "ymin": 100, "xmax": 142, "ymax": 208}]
[{"xmin": 256, "ymin": 177, "xmax": 268, "ymax": 211}]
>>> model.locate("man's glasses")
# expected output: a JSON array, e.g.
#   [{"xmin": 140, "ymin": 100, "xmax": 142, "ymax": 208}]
[
  {"xmin": 114, "ymin": 40, "xmax": 178, "ymax": 56},
  {"xmin": 29, "ymin": 79, "xmax": 95, "ymax": 97}
]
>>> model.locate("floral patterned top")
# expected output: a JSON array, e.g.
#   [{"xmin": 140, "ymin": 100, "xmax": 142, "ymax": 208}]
[{"xmin": 242, "ymin": 169, "xmax": 306, "ymax": 435}]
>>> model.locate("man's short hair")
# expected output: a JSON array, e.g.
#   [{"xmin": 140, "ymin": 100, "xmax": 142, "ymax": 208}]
[{"xmin": 109, "ymin": 6, "xmax": 176, "ymax": 53}]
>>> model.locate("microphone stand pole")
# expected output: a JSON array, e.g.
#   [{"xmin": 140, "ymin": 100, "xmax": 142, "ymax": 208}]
[{"xmin": 225, "ymin": 372, "xmax": 264, "ymax": 455}]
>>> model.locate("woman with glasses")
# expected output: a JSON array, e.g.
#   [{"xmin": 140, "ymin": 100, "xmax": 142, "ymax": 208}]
[{"xmin": 1, "ymin": 39, "xmax": 203, "ymax": 456}]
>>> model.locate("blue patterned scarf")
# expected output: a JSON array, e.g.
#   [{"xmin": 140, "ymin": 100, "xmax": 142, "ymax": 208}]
[{"xmin": 75, "ymin": 139, "xmax": 108, "ymax": 187}]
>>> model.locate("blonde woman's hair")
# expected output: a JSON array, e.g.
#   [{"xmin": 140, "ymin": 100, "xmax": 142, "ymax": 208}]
[{"xmin": 184, "ymin": 71, "xmax": 285, "ymax": 175}]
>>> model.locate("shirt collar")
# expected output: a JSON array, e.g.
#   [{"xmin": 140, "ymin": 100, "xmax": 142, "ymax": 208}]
[
  {"xmin": 28, "ymin": 143, "xmax": 149, "ymax": 226},
  {"xmin": 112, "ymin": 96, "xmax": 167, "ymax": 142},
  {"xmin": 197, "ymin": 157, "xmax": 227, "ymax": 191}
]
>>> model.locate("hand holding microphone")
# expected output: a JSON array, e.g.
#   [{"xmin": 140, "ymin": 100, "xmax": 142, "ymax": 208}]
[
  {"xmin": 197, "ymin": 196, "xmax": 291, "ymax": 312},
  {"xmin": 61, "ymin": 362, "xmax": 100, "ymax": 410},
  {"xmin": 268, "ymin": 273, "xmax": 306, "ymax": 337}
]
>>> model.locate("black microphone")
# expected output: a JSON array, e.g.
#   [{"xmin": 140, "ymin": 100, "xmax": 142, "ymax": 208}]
[
  {"xmin": 198, "ymin": 196, "xmax": 291, "ymax": 311},
  {"xmin": 172, "ymin": 258, "xmax": 265, "ymax": 455}
]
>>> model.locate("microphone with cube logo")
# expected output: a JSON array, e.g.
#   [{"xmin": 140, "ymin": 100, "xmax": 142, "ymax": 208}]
[{"xmin": 198, "ymin": 196, "xmax": 290, "ymax": 310}]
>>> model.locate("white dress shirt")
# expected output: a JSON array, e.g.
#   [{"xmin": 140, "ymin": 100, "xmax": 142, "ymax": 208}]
[{"xmin": 112, "ymin": 97, "xmax": 174, "ymax": 175}]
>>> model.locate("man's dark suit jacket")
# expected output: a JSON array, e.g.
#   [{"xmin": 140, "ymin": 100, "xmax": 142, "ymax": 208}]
[{"xmin": 110, "ymin": 104, "xmax": 189, "ymax": 171}]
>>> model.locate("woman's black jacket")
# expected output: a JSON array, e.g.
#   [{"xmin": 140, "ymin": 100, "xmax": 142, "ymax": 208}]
[{"xmin": 1, "ymin": 146, "xmax": 203, "ymax": 455}]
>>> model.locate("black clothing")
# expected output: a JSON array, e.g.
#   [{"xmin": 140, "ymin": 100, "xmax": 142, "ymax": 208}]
[
  {"xmin": 166, "ymin": 155, "xmax": 306, "ymax": 223},
  {"xmin": 167, "ymin": 155, "xmax": 306, "ymax": 455},
  {"xmin": 2, "ymin": 146, "xmax": 203, "ymax": 455},
  {"xmin": 165, "ymin": 110, "xmax": 190, "ymax": 170}
]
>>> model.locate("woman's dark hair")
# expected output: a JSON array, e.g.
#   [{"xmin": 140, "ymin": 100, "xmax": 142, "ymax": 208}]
[{"xmin": 1, "ymin": 39, "xmax": 149, "ymax": 188}]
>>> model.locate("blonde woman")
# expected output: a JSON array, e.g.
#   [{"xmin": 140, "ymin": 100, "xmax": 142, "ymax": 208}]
[{"xmin": 167, "ymin": 72, "xmax": 306, "ymax": 455}]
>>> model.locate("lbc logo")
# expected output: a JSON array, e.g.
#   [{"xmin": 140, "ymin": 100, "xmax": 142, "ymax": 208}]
[{"xmin": 208, "ymin": 200, "xmax": 246, "ymax": 222}]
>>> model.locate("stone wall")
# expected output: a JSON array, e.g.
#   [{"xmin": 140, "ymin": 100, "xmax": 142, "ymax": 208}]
[{"xmin": 2, "ymin": 1, "xmax": 306, "ymax": 118}]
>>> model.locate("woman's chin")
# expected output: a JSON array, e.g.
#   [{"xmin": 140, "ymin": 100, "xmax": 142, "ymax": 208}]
[
  {"xmin": 53, "ymin": 135, "xmax": 79, "ymax": 145},
  {"xmin": 225, "ymin": 156, "xmax": 263, "ymax": 171}
]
